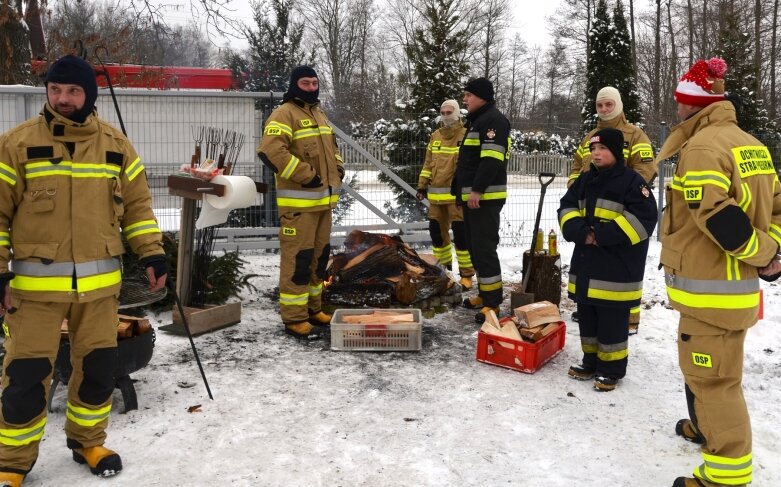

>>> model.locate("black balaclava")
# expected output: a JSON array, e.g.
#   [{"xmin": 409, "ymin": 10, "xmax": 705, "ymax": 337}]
[
  {"xmin": 283, "ymin": 65, "xmax": 319, "ymax": 104},
  {"xmin": 44, "ymin": 55, "xmax": 98, "ymax": 124}
]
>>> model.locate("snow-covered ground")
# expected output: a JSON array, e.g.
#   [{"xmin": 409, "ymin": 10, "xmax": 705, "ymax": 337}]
[{"xmin": 23, "ymin": 241, "xmax": 781, "ymax": 486}]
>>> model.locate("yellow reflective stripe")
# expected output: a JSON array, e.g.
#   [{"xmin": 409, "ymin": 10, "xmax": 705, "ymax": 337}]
[
  {"xmin": 667, "ymin": 287, "xmax": 759, "ymax": 309},
  {"xmin": 335, "ymin": 154, "xmax": 343, "ymax": 162},
  {"xmin": 614, "ymin": 215, "xmax": 642, "ymax": 244},
  {"xmin": 77, "ymin": 269, "xmax": 122, "ymax": 292},
  {"xmin": 568, "ymin": 172, "xmax": 581, "ymax": 182},
  {"xmin": 66, "ymin": 401, "xmax": 111, "ymax": 427},
  {"xmin": 125, "ymin": 157, "xmax": 144, "ymax": 182},
  {"xmin": 277, "ymin": 196, "xmax": 331, "ymax": 208},
  {"xmin": 292, "ymin": 128, "xmax": 321, "ymax": 140},
  {"xmin": 123, "ymin": 219, "xmax": 161, "ymax": 240},
  {"xmin": 597, "ymin": 349, "xmax": 628, "ymax": 362},
  {"xmin": 463, "ymin": 139, "xmax": 480, "ymax": 146},
  {"xmin": 10, "ymin": 270, "xmax": 121, "ymax": 292},
  {"xmin": 0, "ymin": 416, "xmax": 47, "ymax": 446},
  {"xmin": 731, "ymin": 230, "xmax": 758, "ymax": 260},
  {"xmin": 631, "ymin": 143, "xmax": 653, "ymax": 155},
  {"xmin": 770, "ymin": 223, "xmax": 781, "ymax": 247},
  {"xmin": 559, "ymin": 209, "xmax": 582, "ymax": 227},
  {"xmin": 309, "ymin": 283, "xmax": 323, "ymax": 297},
  {"xmin": 675, "ymin": 171, "xmax": 731, "ymax": 191},
  {"xmin": 280, "ymin": 292, "xmax": 308, "ymax": 306},
  {"xmin": 265, "ymin": 121, "xmax": 292, "ymax": 137},
  {"xmin": 419, "ymin": 169, "xmax": 432, "ymax": 179},
  {"xmin": 0, "ymin": 161, "xmax": 17, "ymax": 186},
  {"xmin": 24, "ymin": 161, "xmax": 124, "ymax": 180},
  {"xmin": 319, "ymin": 126, "xmax": 333, "ymax": 135},
  {"xmin": 0, "ymin": 231, "xmax": 9, "ymax": 247},
  {"xmin": 428, "ymin": 192, "xmax": 455, "ymax": 202},
  {"xmin": 587, "ymin": 288, "xmax": 643, "ymax": 301},
  {"xmin": 738, "ymin": 182, "xmax": 752, "ymax": 211},
  {"xmin": 725, "ymin": 254, "xmax": 740, "ymax": 280},
  {"xmin": 479, "ymin": 281, "xmax": 502, "ymax": 292},
  {"xmin": 623, "ymin": 148, "xmax": 630, "ymax": 157},
  {"xmin": 431, "ymin": 147, "xmax": 460, "ymax": 154},
  {"xmin": 630, "ymin": 306, "xmax": 640, "ymax": 314},
  {"xmin": 463, "ymin": 191, "xmax": 507, "ymax": 202},
  {"xmin": 581, "ymin": 343, "xmax": 598, "ymax": 354},
  {"xmin": 480, "ymin": 149, "xmax": 505, "ymax": 161},
  {"xmin": 695, "ymin": 451, "xmax": 752, "ymax": 485},
  {"xmin": 280, "ymin": 155, "xmax": 300, "ymax": 180},
  {"xmin": 594, "ymin": 208, "xmax": 621, "ymax": 220}
]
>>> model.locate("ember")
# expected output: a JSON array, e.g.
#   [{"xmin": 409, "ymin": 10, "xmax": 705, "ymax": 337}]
[{"xmin": 325, "ymin": 230, "xmax": 454, "ymax": 306}]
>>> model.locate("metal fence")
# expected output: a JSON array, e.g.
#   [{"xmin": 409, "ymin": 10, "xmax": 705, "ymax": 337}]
[{"xmin": 3, "ymin": 86, "xmax": 779, "ymax": 252}]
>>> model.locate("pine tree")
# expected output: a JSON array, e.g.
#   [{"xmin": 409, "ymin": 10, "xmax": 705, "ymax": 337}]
[
  {"xmin": 0, "ymin": 2, "xmax": 32, "ymax": 85},
  {"xmin": 240, "ymin": 0, "xmax": 306, "ymax": 92},
  {"xmin": 612, "ymin": 0, "xmax": 642, "ymax": 123},
  {"xmin": 581, "ymin": 0, "xmax": 613, "ymax": 130},
  {"xmin": 581, "ymin": 0, "xmax": 643, "ymax": 130},
  {"xmin": 405, "ymin": 0, "xmax": 470, "ymax": 113},
  {"xmin": 379, "ymin": 0, "xmax": 470, "ymax": 223},
  {"xmin": 713, "ymin": 11, "xmax": 778, "ymax": 135}
]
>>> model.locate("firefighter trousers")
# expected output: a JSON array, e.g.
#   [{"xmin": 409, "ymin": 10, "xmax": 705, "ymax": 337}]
[
  {"xmin": 0, "ymin": 295, "xmax": 119, "ymax": 475},
  {"xmin": 428, "ymin": 203, "xmax": 474, "ymax": 277},
  {"xmin": 462, "ymin": 202, "xmax": 503, "ymax": 307},
  {"xmin": 576, "ymin": 303, "xmax": 629, "ymax": 379},
  {"xmin": 278, "ymin": 209, "xmax": 332, "ymax": 324},
  {"xmin": 677, "ymin": 315, "xmax": 751, "ymax": 487}
]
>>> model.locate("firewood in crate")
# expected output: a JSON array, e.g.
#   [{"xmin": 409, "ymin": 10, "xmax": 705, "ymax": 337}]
[{"xmin": 339, "ymin": 311, "xmax": 416, "ymax": 324}]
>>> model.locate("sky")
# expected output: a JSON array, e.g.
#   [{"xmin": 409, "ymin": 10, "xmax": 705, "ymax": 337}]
[{"xmin": 156, "ymin": 0, "xmax": 561, "ymax": 51}]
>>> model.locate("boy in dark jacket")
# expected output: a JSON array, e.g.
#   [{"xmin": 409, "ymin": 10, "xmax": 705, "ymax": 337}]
[{"xmin": 558, "ymin": 128, "xmax": 658, "ymax": 391}]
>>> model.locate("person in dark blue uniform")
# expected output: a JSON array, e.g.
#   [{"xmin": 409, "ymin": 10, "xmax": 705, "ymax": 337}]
[{"xmin": 558, "ymin": 128, "xmax": 657, "ymax": 391}]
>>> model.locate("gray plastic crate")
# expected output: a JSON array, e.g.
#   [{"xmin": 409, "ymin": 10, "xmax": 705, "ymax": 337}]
[{"xmin": 331, "ymin": 309, "xmax": 422, "ymax": 351}]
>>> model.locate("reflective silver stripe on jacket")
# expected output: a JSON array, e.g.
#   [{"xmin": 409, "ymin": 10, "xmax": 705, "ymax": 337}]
[
  {"xmin": 276, "ymin": 188, "xmax": 332, "ymax": 200},
  {"xmin": 664, "ymin": 274, "xmax": 760, "ymax": 294},
  {"xmin": 595, "ymin": 199, "xmax": 624, "ymax": 213},
  {"xmin": 461, "ymin": 185, "xmax": 507, "ymax": 195},
  {"xmin": 428, "ymin": 187, "xmax": 452, "ymax": 194},
  {"xmin": 588, "ymin": 279, "xmax": 643, "ymax": 292},
  {"xmin": 11, "ymin": 258, "xmax": 120, "ymax": 277}
]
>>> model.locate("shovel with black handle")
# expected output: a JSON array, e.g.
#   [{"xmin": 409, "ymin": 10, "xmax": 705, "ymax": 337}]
[{"xmin": 512, "ymin": 172, "xmax": 557, "ymax": 309}]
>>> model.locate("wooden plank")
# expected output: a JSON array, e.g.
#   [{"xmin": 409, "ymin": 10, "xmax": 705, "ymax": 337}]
[
  {"xmin": 167, "ymin": 175, "xmax": 225, "ymax": 198},
  {"xmin": 169, "ymin": 302, "xmax": 242, "ymax": 335}
]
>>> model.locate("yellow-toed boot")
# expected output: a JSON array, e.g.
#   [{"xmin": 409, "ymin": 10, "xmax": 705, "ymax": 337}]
[
  {"xmin": 463, "ymin": 296, "xmax": 483, "ymax": 309},
  {"xmin": 308, "ymin": 310, "xmax": 332, "ymax": 327},
  {"xmin": 72, "ymin": 445, "xmax": 122, "ymax": 477},
  {"xmin": 458, "ymin": 276, "xmax": 473, "ymax": 290},
  {"xmin": 475, "ymin": 306, "xmax": 500, "ymax": 324},
  {"xmin": 0, "ymin": 472, "xmax": 24, "ymax": 487},
  {"xmin": 284, "ymin": 321, "xmax": 324, "ymax": 340}
]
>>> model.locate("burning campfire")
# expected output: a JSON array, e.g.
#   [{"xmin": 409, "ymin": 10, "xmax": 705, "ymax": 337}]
[{"xmin": 325, "ymin": 230, "xmax": 455, "ymax": 307}]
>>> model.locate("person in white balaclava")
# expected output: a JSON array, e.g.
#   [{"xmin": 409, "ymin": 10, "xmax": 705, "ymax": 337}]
[
  {"xmin": 416, "ymin": 100, "xmax": 475, "ymax": 289},
  {"xmin": 567, "ymin": 87, "xmax": 657, "ymax": 335}
]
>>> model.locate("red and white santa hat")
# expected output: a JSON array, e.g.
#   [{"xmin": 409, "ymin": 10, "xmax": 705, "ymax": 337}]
[{"xmin": 674, "ymin": 57, "xmax": 728, "ymax": 107}]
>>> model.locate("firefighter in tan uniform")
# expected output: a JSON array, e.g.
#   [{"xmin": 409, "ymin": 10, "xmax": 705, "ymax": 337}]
[
  {"xmin": 257, "ymin": 66, "xmax": 344, "ymax": 340},
  {"xmin": 0, "ymin": 55, "xmax": 166, "ymax": 487},
  {"xmin": 658, "ymin": 57, "xmax": 781, "ymax": 487},
  {"xmin": 416, "ymin": 100, "xmax": 474, "ymax": 289},
  {"xmin": 568, "ymin": 87, "xmax": 657, "ymax": 335}
]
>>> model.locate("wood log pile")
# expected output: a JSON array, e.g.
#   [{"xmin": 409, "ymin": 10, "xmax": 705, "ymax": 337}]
[
  {"xmin": 480, "ymin": 301, "xmax": 561, "ymax": 344},
  {"xmin": 61, "ymin": 314, "xmax": 153, "ymax": 340},
  {"xmin": 325, "ymin": 230, "xmax": 453, "ymax": 306},
  {"xmin": 337, "ymin": 310, "xmax": 417, "ymax": 324}
]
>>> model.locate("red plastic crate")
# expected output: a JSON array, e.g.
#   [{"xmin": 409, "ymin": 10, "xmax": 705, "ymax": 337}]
[{"xmin": 476, "ymin": 321, "xmax": 566, "ymax": 373}]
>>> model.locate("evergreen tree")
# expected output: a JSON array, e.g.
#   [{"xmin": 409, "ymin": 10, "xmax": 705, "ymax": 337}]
[
  {"xmin": 241, "ymin": 0, "xmax": 306, "ymax": 92},
  {"xmin": 581, "ymin": 0, "xmax": 613, "ymax": 130},
  {"xmin": 713, "ymin": 11, "xmax": 778, "ymax": 135},
  {"xmin": 0, "ymin": 2, "xmax": 32, "ymax": 85},
  {"xmin": 612, "ymin": 0, "xmax": 642, "ymax": 123},
  {"xmin": 379, "ymin": 0, "xmax": 470, "ymax": 223},
  {"xmin": 581, "ymin": 0, "xmax": 643, "ymax": 130},
  {"xmin": 405, "ymin": 0, "xmax": 470, "ymax": 113}
]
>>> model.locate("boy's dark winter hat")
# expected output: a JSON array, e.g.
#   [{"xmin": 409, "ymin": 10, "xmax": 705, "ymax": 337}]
[
  {"xmin": 290, "ymin": 65, "xmax": 318, "ymax": 83},
  {"xmin": 44, "ymin": 55, "xmax": 98, "ymax": 122},
  {"xmin": 464, "ymin": 77, "xmax": 494, "ymax": 102},
  {"xmin": 589, "ymin": 128, "xmax": 625, "ymax": 164}
]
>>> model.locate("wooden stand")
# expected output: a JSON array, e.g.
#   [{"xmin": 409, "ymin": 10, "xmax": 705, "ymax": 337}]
[
  {"xmin": 165, "ymin": 175, "xmax": 266, "ymax": 334},
  {"xmin": 515, "ymin": 251, "xmax": 563, "ymax": 306}
]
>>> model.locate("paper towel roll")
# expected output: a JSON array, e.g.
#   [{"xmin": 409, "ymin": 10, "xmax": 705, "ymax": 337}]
[{"xmin": 195, "ymin": 175, "xmax": 257, "ymax": 229}]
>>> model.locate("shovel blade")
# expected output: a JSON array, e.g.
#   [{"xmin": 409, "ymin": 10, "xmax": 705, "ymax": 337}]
[{"xmin": 510, "ymin": 291, "xmax": 535, "ymax": 309}]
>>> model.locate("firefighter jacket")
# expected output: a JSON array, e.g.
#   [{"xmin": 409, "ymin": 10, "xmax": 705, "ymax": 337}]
[
  {"xmin": 568, "ymin": 114, "xmax": 656, "ymax": 187},
  {"xmin": 659, "ymin": 101, "xmax": 781, "ymax": 330},
  {"xmin": 0, "ymin": 104, "xmax": 164, "ymax": 303},
  {"xmin": 452, "ymin": 102, "xmax": 511, "ymax": 206},
  {"xmin": 558, "ymin": 157, "xmax": 658, "ymax": 308},
  {"xmin": 257, "ymin": 98, "xmax": 344, "ymax": 213},
  {"xmin": 418, "ymin": 123, "xmax": 466, "ymax": 205}
]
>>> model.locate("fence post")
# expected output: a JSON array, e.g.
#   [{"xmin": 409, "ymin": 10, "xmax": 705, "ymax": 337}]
[{"xmin": 656, "ymin": 121, "xmax": 668, "ymax": 242}]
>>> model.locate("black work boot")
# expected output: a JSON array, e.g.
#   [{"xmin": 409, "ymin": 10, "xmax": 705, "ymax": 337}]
[
  {"xmin": 675, "ymin": 419, "xmax": 705, "ymax": 444},
  {"xmin": 672, "ymin": 477, "xmax": 705, "ymax": 487},
  {"xmin": 593, "ymin": 375, "xmax": 619, "ymax": 391},
  {"xmin": 463, "ymin": 296, "xmax": 483, "ymax": 309},
  {"xmin": 568, "ymin": 364, "xmax": 596, "ymax": 381}
]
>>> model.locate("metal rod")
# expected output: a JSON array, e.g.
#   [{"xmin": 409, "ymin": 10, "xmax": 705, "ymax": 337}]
[{"xmin": 168, "ymin": 280, "xmax": 213, "ymax": 400}]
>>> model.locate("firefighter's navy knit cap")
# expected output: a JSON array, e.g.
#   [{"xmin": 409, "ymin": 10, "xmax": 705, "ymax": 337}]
[
  {"xmin": 44, "ymin": 55, "xmax": 98, "ymax": 122},
  {"xmin": 290, "ymin": 65, "xmax": 318, "ymax": 83},
  {"xmin": 464, "ymin": 77, "xmax": 494, "ymax": 103},
  {"xmin": 589, "ymin": 128, "xmax": 625, "ymax": 165}
]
